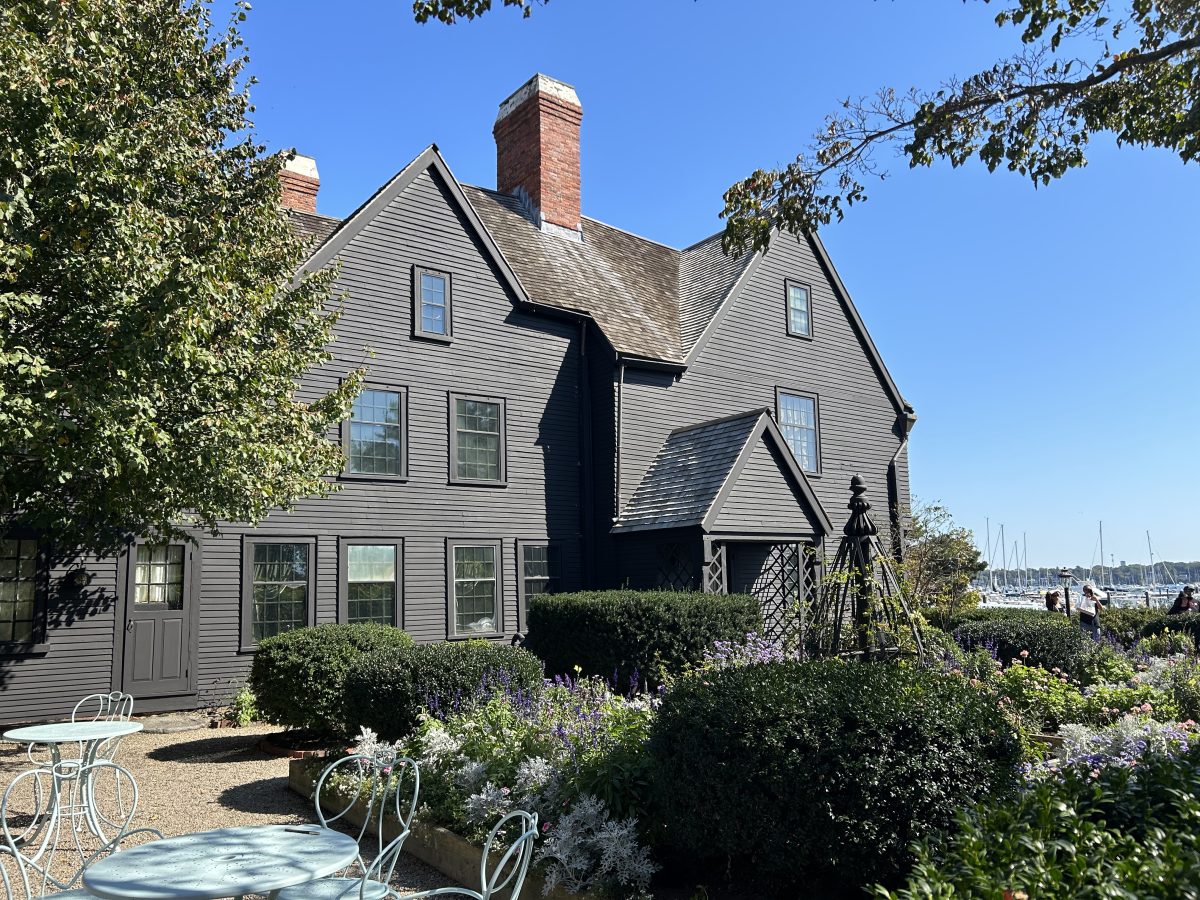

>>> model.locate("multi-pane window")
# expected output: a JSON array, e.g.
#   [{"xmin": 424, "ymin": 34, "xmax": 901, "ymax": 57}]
[
  {"xmin": 786, "ymin": 281, "xmax": 812, "ymax": 337},
  {"xmin": 451, "ymin": 395, "xmax": 505, "ymax": 484},
  {"xmin": 451, "ymin": 543, "xmax": 499, "ymax": 635},
  {"xmin": 520, "ymin": 544, "xmax": 561, "ymax": 600},
  {"xmin": 0, "ymin": 538, "xmax": 40, "ymax": 644},
  {"xmin": 778, "ymin": 391, "xmax": 820, "ymax": 473},
  {"xmin": 345, "ymin": 544, "xmax": 398, "ymax": 625},
  {"xmin": 415, "ymin": 268, "xmax": 451, "ymax": 339},
  {"xmin": 134, "ymin": 544, "xmax": 184, "ymax": 609},
  {"xmin": 348, "ymin": 388, "xmax": 404, "ymax": 477},
  {"xmin": 250, "ymin": 543, "xmax": 310, "ymax": 642}
]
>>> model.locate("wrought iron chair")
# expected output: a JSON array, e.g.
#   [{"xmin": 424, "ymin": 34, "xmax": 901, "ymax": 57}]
[
  {"xmin": 0, "ymin": 760, "xmax": 161, "ymax": 900},
  {"xmin": 388, "ymin": 810, "xmax": 539, "ymax": 900},
  {"xmin": 274, "ymin": 753, "xmax": 421, "ymax": 900},
  {"xmin": 25, "ymin": 692, "xmax": 136, "ymax": 768}
]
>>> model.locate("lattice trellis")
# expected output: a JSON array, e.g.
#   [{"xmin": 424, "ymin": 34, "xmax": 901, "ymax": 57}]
[
  {"xmin": 656, "ymin": 542, "xmax": 693, "ymax": 591},
  {"xmin": 755, "ymin": 543, "xmax": 816, "ymax": 647},
  {"xmin": 807, "ymin": 475, "xmax": 924, "ymax": 661},
  {"xmin": 703, "ymin": 544, "xmax": 727, "ymax": 594}
]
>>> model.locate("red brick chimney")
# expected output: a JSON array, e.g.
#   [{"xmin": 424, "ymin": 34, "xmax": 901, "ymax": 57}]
[
  {"xmin": 279, "ymin": 154, "xmax": 319, "ymax": 213},
  {"xmin": 494, "ymin": 74, "xmax": 582, "ymax": 237}
]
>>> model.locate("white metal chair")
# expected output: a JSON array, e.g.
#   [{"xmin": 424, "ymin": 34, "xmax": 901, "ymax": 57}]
[
  {"xmin": 0, "ymin": 760, "xmax": 160, "ymax": 900},
  {"xmin": 274, "ymin": 753, "xmax": 421, "ymax": 900},
  {"xmin": 25, "ymin": 692, "xmax": 136, "ymax": 769},
  {"xmin": 389, "ymin": 810, "xmax": 539, "ymax": 900}
]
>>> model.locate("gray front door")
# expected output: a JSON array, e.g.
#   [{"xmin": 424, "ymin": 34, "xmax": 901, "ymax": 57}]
[{"xmin": 122, "ymin": 543, "xmax": 192, "ymax": 697}]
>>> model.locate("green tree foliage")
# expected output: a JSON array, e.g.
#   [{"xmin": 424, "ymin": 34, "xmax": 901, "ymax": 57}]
[
  {"xmin": 410, "ymin": 0, "xmax": 1199, "ymax": 255},
  {"xmin": 901, "ymin": 501, "xmax": 987, "ymax": 615},
  {"xmin": 0, "ymin": 1, "xmax": 362, "ymax": 555}
]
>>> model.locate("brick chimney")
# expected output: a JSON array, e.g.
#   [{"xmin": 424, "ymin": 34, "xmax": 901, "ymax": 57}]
[
  {"xmin": 279, "ymin": 153, "xmax": 319, "ymax": 213},
  {"xmin": 494, "ymin": 74, "xmax": 582, "ymax": 238}
]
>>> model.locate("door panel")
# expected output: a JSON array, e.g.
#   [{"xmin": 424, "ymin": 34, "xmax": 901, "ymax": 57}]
[{"xmin": 123, "ymin": 543, "xmax": 192, "ymax": 697}]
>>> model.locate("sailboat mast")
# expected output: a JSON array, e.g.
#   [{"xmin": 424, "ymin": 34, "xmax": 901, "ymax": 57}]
[
  {"xmin": 1023, "ymin": 532, "xmax": 1028, "ymax": 590},
  {"xmin": 1099, "ymin": 521, "xmax": 1106, "ymax": 586},
  {"xmin": 1147, "ymin": 531, "xmax": 1156, "ymax": 590},
  {"xmin": 986, "ymin": 517, "xmax": 994, "ymax": 591},
  {"xmin": 1000, "ymin": 524, "xmax": 1008, "ymax": 588}
]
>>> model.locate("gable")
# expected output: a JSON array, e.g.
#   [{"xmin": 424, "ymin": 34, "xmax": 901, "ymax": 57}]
[
  {"xmin": 711, "ymin": 438, "xmax": 820, "ymax": 534},
  {"xmin": 684, "ymin": 232, "xmax": 907, "ymax": 417}
]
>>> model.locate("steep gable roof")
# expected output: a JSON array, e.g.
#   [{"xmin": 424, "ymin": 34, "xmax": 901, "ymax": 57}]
[
  {"xmin": 613, "ymin": 410, "xmax": 832, "ymax": 535},
  {"xmin": 290, "ymin": 146, "xmax": 910, "ymax": 416}
]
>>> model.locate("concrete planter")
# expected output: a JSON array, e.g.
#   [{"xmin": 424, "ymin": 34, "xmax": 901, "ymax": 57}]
[{"xmin": 288, "ymin": 758, "xmax": 585, "ymax": 900}]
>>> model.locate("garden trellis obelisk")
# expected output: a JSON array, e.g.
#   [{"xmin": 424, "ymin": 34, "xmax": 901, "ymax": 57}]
[{"xmin": 809, "ymin": 475, "xmax": 924, "ymax": 661}]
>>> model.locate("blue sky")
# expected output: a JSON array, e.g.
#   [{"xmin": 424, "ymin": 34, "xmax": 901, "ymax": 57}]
[{"xmin": 238, "ymin": 0, "xmax": 1199, "ymax": 568}]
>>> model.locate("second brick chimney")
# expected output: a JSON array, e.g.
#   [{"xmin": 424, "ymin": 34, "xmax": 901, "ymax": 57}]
[
  {"xmin": 279, "ymin": 153, "xmax": 320, "ymax": 214},
  {"xmin": 494, "ymin": 74, "xmax": 582, "ymax": 238}
]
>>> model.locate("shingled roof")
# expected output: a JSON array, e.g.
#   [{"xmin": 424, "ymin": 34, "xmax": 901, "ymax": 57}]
[
  {"xmin": 287, "ymin": 208, "xmax": 341, "ymax": 248},
  {"xmin": 613, "ymin": 409, "xmax": 832, "ymax": 535},
  {"xmin": 463, "ymin": 186, "xmax": 752, "ymax": 363}
]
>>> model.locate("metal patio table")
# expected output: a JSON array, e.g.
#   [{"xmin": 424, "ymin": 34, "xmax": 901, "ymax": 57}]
[
  {"xmin": 3, "ymin": 720, "xmax": 144, "ymax": 839},
  {"xmin": 82, "ymin": 824, "xmax": 361, "ymax": 900}
]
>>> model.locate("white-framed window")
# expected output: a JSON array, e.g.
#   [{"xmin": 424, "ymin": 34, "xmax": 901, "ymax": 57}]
[
  {"xmin": 448, "ymin": 540, "xmax": 501, "ymax": 636},
  {"xmin": 777, "ymin": 390, "xmax": 820, "ymax": 473},
  {"xmin": 786, "ymin": 279, "xmax": 813, "ymax": 338}
]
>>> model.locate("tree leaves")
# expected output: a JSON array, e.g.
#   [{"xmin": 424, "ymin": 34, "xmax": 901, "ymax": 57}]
[{"xmin": 0, "ymin": 0, "xmax": 362, "ymax": 555}]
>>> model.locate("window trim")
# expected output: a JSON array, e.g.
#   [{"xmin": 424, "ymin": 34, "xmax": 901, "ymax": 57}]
[
  {"xmin": 516, "ymin": 539, "xmax": 563, "ymax": 634},
  {"xmin": 341, "ymin": 383, "xmax": 409, "ymax": 482},
  {"xmin": 240, "ymin": 536, "xmax": 317, "ymax": 653},
  {"xmin": 774, "ymin": 386, "xmax": 822, "ymax": 476},
  {"xmin": 338, "ymin": 537, "xmax": 404, "ymax": 628},
  {"xmin": 785, "ymin": 278, "xmax": 814, "ymax": 340},
  {"xmin": 0, "ymin": 533, "xmax": 49, "ymax": 656},
  {"xmin": 448, "ymin": 393, "xmax": 508, "ymax": 487},
  {"xmin": 446, "ymin": 538, "xmax": 503, "ymax": 640},
  {"xmin": 412, "ymin": 266, "xmax": 453, "ymax": 343}
]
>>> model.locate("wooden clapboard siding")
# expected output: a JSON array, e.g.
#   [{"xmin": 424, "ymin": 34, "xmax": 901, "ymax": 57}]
[{"xmin": 617, "ymin": 232, "xmax": 906, "ymax": 538}]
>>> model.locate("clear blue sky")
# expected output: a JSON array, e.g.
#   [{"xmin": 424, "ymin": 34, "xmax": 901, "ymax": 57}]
[{"xmin": 236, "ymin": 0, "xmax": 1199, "ymax": 569}]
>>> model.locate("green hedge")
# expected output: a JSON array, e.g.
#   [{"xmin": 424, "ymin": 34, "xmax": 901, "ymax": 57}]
[
  {"xmin": 248, "ymin": 623, "xmax": 414, "ymax": 736},
  {"xmin": 937, "ymin": 605, "xmax": 1174, "ymax": 649},
  {"xmin": 649, "ymin": 660, "xmax": 1022, "ymax": 895},
  {"xmin": 953, "ymin": 614, "xmax": 1094, "ymax": 675},
  {"xmin": 1141, "ymin": 615, "xmax": 1200, "ymax": 650},
  {"xmin": 523, "ymin": 590, "xmax": 761, "ymax": 685},
  {"xmin": 343, "ymin": 640, "xmax": 544, "ymax": 740},
  {"xmin": 881, "ymin": 748, "xmax": 1200, "ymax": 898}
]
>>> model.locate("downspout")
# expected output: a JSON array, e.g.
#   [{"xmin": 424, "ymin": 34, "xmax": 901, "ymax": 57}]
[
  {"xmin": 614, "ymin": 361, "xmax": 625, "ymax": 520},
  {"xmin": 887, "ymin": 404, "xmax": 917, "ymax": 562},
  {"xmin": 578, "ymin": 322, "xmax": 594, "ymax": 587}
]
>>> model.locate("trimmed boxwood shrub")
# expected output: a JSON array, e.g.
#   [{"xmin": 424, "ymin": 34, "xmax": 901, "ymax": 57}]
[
  {"xmin": 1097, "ymin": 606, "xmax": 1169, "ymax": 646},
  {"xmin": 343, "ymin": 640, "xmax": 544, "ymax": 740},
  {"xmin": 249, "ymin": 623, "xmax": 414, "ymax": 736},
  {"xmin": 953, "ymin": 614, "xmax": 1094, "ymax": 675},
  {"xmin": 523, "ymin": 589, "xmax": 760, "ymax": 685},
  {"xmin": 881, "ymin": 747, "xmax": 1200, "ymax": 899},
  {"xmin": 649, "ymin": 660, "xmax": 1022, "ymax": 896}
]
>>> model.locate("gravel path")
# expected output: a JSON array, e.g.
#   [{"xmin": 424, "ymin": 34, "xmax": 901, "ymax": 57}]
[{"xmin": 0, "ymin": 722, "xmax": 446, "ymax": 894}]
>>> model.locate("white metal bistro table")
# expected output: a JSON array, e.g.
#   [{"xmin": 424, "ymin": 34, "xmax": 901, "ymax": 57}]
[
  {"xmin": 82, "ymin": 824, "xmax": 361, "ymax": 900},
  {"xmin": 3, "ymin": 720, "xmax": 144, "ymax": 838}
]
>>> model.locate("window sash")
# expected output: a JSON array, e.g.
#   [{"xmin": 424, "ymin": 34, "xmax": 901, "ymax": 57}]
[
  {"xmin": 454, "ymin": 398, "xmax": 503, "ymax": 482},
  {"xmin": 787, "ymin": 282, "xmax": 812, "ymax": 336},
  {"xmin": 251, "ymin": 543, "xmax": 310, "ymax": 642},
  {"xmin": 0, "ymin": 538, "xmax": 41, "ymax": 644},
  {"xmin": 419, "ymin": 271, "xmax": 449, "ymax": 336},
  {"xmin": 134, "ymin": 544, "xmax": 185, "ymax": 609},
  {"xmin": 521, "ymin": 544, "xmax": 561, "ymax": 599},
  {"xmin": 346, "ymin": 544, "xmax": 397, "ymax": 625},
  {"xmin": 349, "ymin": 389, "xmax": 403, "ymax": 476},
  {"xmin": 453, "ymin": 544, "xmax": 497, "ymax": 635},
  {"xmin": 778, "ymin": 392, "xmax": 819, "ymax": 472}
]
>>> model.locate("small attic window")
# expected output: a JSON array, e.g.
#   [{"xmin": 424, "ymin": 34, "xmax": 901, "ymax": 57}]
[
  {"xmin": 786, "ymin": 280, "xmax": 813, "ymax": 339},
  {"xmin": 414, "ymin": 267, "xmax": 452, "ymax": 341}
]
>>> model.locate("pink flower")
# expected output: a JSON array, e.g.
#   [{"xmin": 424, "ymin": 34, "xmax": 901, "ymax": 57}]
[
  {"xmin": 1019, "ymin": 650, "xmax": 1029, "ymax": 658},
  {"xmin": 541, "ymin": 823, "xmax": 550, "ymax": 833},
  {"xmin": 501, "ymin": 787, "xmax": 511, "ymax": 795},
  {"xmin": 1140, "ymin": 703, "xmax": 1153, "ymax": 713}
]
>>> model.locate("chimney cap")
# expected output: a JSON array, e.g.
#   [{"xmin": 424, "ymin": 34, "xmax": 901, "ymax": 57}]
[
  {"xmin": 283, "ymin": 153, "xmax": 319, "ymax": 180},
  {"xmin": 496, "ymin": 73, "xmax": 580, "ymax": 123}
]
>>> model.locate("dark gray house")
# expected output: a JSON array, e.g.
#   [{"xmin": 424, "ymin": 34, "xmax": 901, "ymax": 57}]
[{"xmin": 0, "ymin": 74, "xmax": 914, "ymax": 722}]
